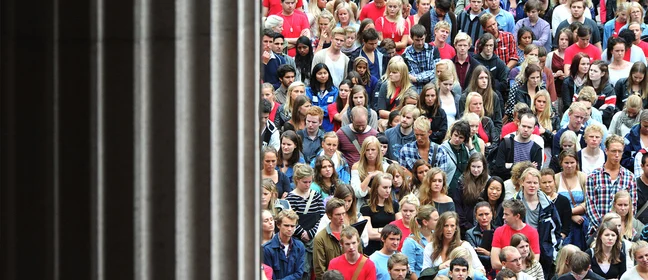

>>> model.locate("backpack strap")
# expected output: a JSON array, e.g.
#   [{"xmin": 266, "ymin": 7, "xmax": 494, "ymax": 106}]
[
  {"xmin": 352, "ymin": 256, "xmax": 368, "ymax": 280},
  {"xmin": 431, "ymin": 143, "xmax": 438, "ymax": 167},
  {"xmin": 341, "ymin": 125, "xmax": 362, "ymax": 152}
]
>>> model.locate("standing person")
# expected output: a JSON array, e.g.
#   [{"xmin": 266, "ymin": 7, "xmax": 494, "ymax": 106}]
[
  {"xmin": 532, "ymin": 90, "xmax": 557, "ymax": 163},
  {"xmin": 315, "ymin": 184, "xmax": 369, "ymax": 247},
  {"xmin": 298, "ymin": 107, "xmax": 326, "ymax": 162},
  {"xmin": 554, "ymin": 150, "xmax": 589, "ymax": 250},
  {"xmin": 262, "ymin": 147, "xmax": 293, "ymax": 199},
  {"xmin": 401, "ymin": 205, "xmax": 439, "ymax": 277},
  {"xmin": 603, "ymin": 4, "xmax": 629, "ymax": 50},
  {"xmin": 627, "ymin": 21, "xmax": 648, "ymax": 59},
  {"xmin": 623, "ymin": 111, "xmax": 648, "ymax": 174},
  {"xmin": 510, "ymin": 234, "xmax": 545, "ymax": 280},
  {"xmin": 586, "ymin": 135, "xmax": 638, "ymax": 238},
  {"xmin": 278, "ymin": 130, "xmax": 306, "ymax": 184},
  {"xmin": 329, "ymin": 80, "xmax": 351, "ymax": 132},
  {"xmin": 398, "ymin": 116, "xmax": 454, "ymax": 179},
  {"xmin": 417, "ymin": 83, "xmax": 448, "ymax": 144},
  {"xmin": 422, "ymin": 211, "xmax": 484, "ymax": 272},
  {"xmin": 540, "ymin": 168, "xmax": 572, "ymax": 240},
  {"xmin": 419, "ymin": 0, "xmax": 458, "ymax": 44},
  {"xmin": 262, "ymin": 209, "xmax": 276, "ymax": 245},
  {"xmin": 456, "ymin": 0, "xmax": 485, "ymax": 50},
  {"xmin": 311, "ymin": 132, "xmax": 351, "ymax": 184},
  {"xmin": 430, "ymin": 21, "xmax": 456, "ymax": 59},
  {"xmin": 306, "ymin": 66, "xmax": 341, "ymax": 129},
  {"xmin": 294, "ymin": 36, "xmax": 313, "ymax": 85},
  {"xmin": 376, "ymin": 0, "xmax": 410, "ymax": 55},
  {"xmin": 350, "ymin": 136, "xmax": 388, "ymax": 207},
  {"xmin": 483, "ymin": 0, "xmax": 514, "ymax": 33},
  {"xmin": 313, "ymin": 198, "xmax": 358, "ymax": 280},
  {"xmin": 552, "ymin": 102, "xmax": 587, "ymax": 157},
  {"xmin": 263, "ymin": 178, "xmax": 292, "ymax": 217},
  {"xmin": 403, "ymin": 24, "xmax": 441, "ymax": 93},
  {"xmin": 605, "ymin": 37, "xmax": 634, "ymax": 86},
  {"xmin": 277, "ymin": 0, "xmax": 311, "ymax": 57},
  {"xmin": 612, "ymin": 190, "xmax": 644, "ymax": 241},
  {"xmin": 620, "ymin": 241, "xmax": 648, "ymax": 280},
  {"xmin": 353, "ymin": 57, "xmax": 380, "ymax": 98},
  {"xmin": 614, "ymin": 62, "xmax": 648, "ymax": 111},
  {"xmin": 441, "ymin": 120, "xmax": 477, "ymax": 192},
  {"xmin": 490, "ymin": 199, "xmax": 541, "ymax": 271},
  {"xmin": 359, "ymin": 0, "xmax": 386, "ymax": 22},
  {"xmin": 459, "ymin": 65, "xmax": 503, "ymax": 137},
  {"xmin": 412, "ymin": 0, "xmax": 431, "ymax": 24},
  {"xmin": 555, "ymin": 251, "xmax": 606, "ymax": 280},
  {"xmin": 498, "ymin": 246, "xmax": 536, "ymax": 280},
  {"xmin": 478, "ymin": 13, "xmax": 518, "ymax": 69},
  {"xmin": 341, "ymin": 86, "xmax": 380, "ymax": 129},
  {"xmin": 513, "ymin": 0, "xmax": 551, "ymax": 53},
  {"xmin": 348, "ymin": 28, "xmax": 389, "ymax": 83},
  {"xmin": 370, "ymin": 224, "xmax": 402, "ymax": 280},
  {"xmin": 327, "ymin": 226, "xmax": 378, "ymax": 280},
  {"xmin": 389, "ymin": 194, "xmax": 420, "ymax": 251},
  {"xmin": 336, "ymin": 106, "xmax": 379, "ymax": 166},
  {"xmin": 512, "ymin": 64, "xmax": 544, "ymax": 111},
  {"xmin": 609, "ymin": 95, "xmax": 642, "ymax": 138},
  {"xmin": 310, "ymin": 155, "xmax": 342, "ymax": 199},
  {"xmin": 554, "ymin": 0, "xmax": 602, "ymax": 52},
  {"xmin": 466, "ymin": 201, "xmax": 496, "ymax": 273},
  {"xmin": 384, "ymin": 105, "xmax": 419, "ymax": 161},
  {"xmin": 578, "ymin": 125, "xmax": 605, "ymax": 176},
  {"xmin": 263, "ymin": 209, "xmax": 306, "ymax": 279},
  {"xmin": 274, "ymin": 65, "xmax": 298, "ymax": 104},
  {"xmin": 562, "ymin": 26, "xmax": 601, "ymax": 77},
  {"xmin": 472, "ymin": 33, "xmax": 510, "ymax": 96},
  {"xmin": 480, "ymin": 176, "xmax": 505, "ymax": 217},
  {"xmin": 361, "ymin": 172, "xmax": 400, "ymax": 256},
  {"xmin": 436, "ymin": 70, "xmax": 461, "ymax": 125},
  {"xmin": 453, "ymin": 153, "xmax": 490, "ymax": 237},
  {"xmin": 547, "ymin": 28, "xmax": 573, "ymax": 109},
  {"xmin": 376, "ymin": 60, "xmax": 415, "ymax": 119},
  {"xmin": 586, "ymin": 222, "xmax": 628, "ymax": 279},
  {"xmin": 387, "ymin": 253, "xmax": 412, "ymax": 280},
  {"xmin": 560, "ymin": 53, "xmax": 590, "ymax": 112},
  {"xmin": 387, "ymin": 163, "xmax": 412, "ymax": 202},
  {"xmin": 418, "ymin": 168, "xmax": 456, "ymax": 215},
  {"xmin": 636, "ymin": 155, "xmax": 648, "ymax": 225},
  {"xmin": 452, "ymin": 33, "xmax": 482, "ymax": 89},
  {"xmin": 492, "ymin": 113, "xmax": 543, "ymax": 180},
  {"xmin": 311, "ymin": 28, "xmax": 350, "ymax": 88},
  {"xmin": 461, "ymin": 93, "xmax": 499, "ymax": 157},
  {"xmin": 262, "ymin": 98, "xmax": 282, "ymax": 152},
  {"xmin": 462, "ymin": 113, "xmax": 487, "ymax": 156}
]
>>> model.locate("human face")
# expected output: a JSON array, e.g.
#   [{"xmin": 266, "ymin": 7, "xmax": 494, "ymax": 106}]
[
  {"xmin": 343, "ymin": 195, "xmax": 353, "ymax": 211},
  {"xmin": 484, "ymin": 19, "xmax": 498, "ymax": 36},
  {"xmin": 455, "ymin": 40, "xmax": 470, "ymax": 57},
  {"xmin": 450, "ymin": 131, "xmax": 465, "ymax": 146},
  {"xmin": 606, "ymin": 142, "xmax": 624, "ymax": 164},
  {"xmin": 436, "ymin": 64, "xmax": 447, "ymax": 77},
  {"xmin": 527, "ymin": 9, "xmax": 539, "ymax": 21},
  {"xmin": 401, "ymin": 203, "xmax": 417, "ymax": 223},
  {"xmin": 378, "ymin": 178, "xmax": 393, "ymax": 199},
  {"xmin": 262, "ymin": 188, "xmax": 273, "ymax": 208},
  {"xmin": 558, "ymin": 33, "xmax": 570, "ymax": 50},
  {"xmin": 413, "ymin": 35, "xmax": 426, "ymax": 51},
  {"xmin": 402, "ymin": 3, "xmax": 412, "ymax": 18},
  {"xmin": 577, "ymin": 35, "xmax": 590, "ymax": 48},
  {"xmin": 630, "ymin": 23, "xmax": 643, "ymax": 41},
  {"xmin": 356, "ymin": 63, "xmax": 367, "ymax": 76},
  {"xmin": 344, "ymin": 32, "xmax": 356, "ymax": 47},
  {"xmin": 352, "ymin": 92, "xmax": 366, "ymax": 106},
  {"xmin": 516, "ymin": 240, "xmax": 530, "ymax": 258},
  {"xmin": 320, "ymin": 159, "xmax": 334, "ymax": 179},
  {"xmin": 504, "ymin": 250, "xmax": 524, "ymax": 273},
  {"xmin": 414, "ymin": 128, "xmax": 430, "ymax": 146},
  {"xmin": 627, "ymin": 107, "xmax": 640, "ymax": 119},
  {"xmin": 431, "ymin": 173, "xmax": 445, "ymax": 193},
  {"xmin": 262, "ymin": 211, "xmax": 275, "ymax": 232},
  {"xmin": 612, "ymin": 43, "xmax": 626, "ymax": 61},
  {"xmin": 400, "ymin": 113, "xmax": 415, "ymax": 129},
  {"xmin": 633, "ymin": 71, "xmax": 645, "ymax": 86},
  {"xmin": 337, "ymin": 8, "xmax": 350, "ymax": 24},
  {"xmin": 601, "ymin": 229, "xmax": 618, "ymax": 248},
  {"xmin": 610, "ymin": 217, "xmax": 622, "ymax": 232},
  {"xmin": 519, "ymin": 31, "xmax": 533, "ymax": 47},
  {"xmin": 392, "ymin": 172, "xmax": 404, "ymax": 188},
  {"xmin": 263, "ymin": 151, "xmax": 278, "ymax": 172},
  {"xmin": 316, "ymin": 68, "xmax": 330, "ymax": 84},
  {"xmin": 389, "ymin": 70, "xmax": 402, "ymax": 83},
  {"xmin": 341, "ymin": 235, "xmax": 360, "ymax": 256},
  {"xmin": 476, "ymin": 206, "xmax": 493, "ymax": 228},
  {"xmin": 364, "ymin": 39, "xmax": 378, "ymax": 52},
  {"xmin": 262, "ymin": 87, "xmax": 275, "ymax": 102},
  {"xmin": 561, "ymin": 155, "xmax": 578, "ymax": 173},
  {"xmin": 477, "ymin": 71, "xmax": 489, "ymax": 89},
  {"xmin": 296, "ymin": 176, "xmax": 312, "ymax": 191},
  {"xmin": 390, "ymin": 116, "xmax": 401, "ymax": 127},
  {"xmin": 272, "ymin": 38, "xmax": 285, "ymax": 53},
  {"xmin": 488, "ymin": 181, "xmax": 503, "ymax": 202},
  {"xmin": 503, "ymin": 208, "xmax": 520, "ymax": 226},
  {"xmin": 470, "ymin": 0, "xmax": 483, "ymax": 12},
  {"xmin": 523, "ymin": 174, "xmax": 539, "ymax": 197},
  {"xmin": 486, "ymin": 0, "xmax": 500, "ymax": 10},
  {"xmin": 418, "ymin": 0, "xmax": 432, "ymax": 14},
  {"xmin": 440, "ymin": 79, "xmax": 454, "ymax": 94},
  {"xmin": 329, "ymin": 206, "xmax": 346, "ymax": 227},
  {"xmin": 578, "ymin": 58, "xmax": 590, "ymax": 75},
  {"xmin": 618, "ymin": 10, "xmax": 628, "ymax": 23},
  {"xmin": 631, "ymin": 8, "xmax": 643, "ymax": 23},
  {"xmin": 442, "ymin": 217, "xmax": 457, "ymax": 240},
  {"xmin": 449, "ymin": 265, "xmax": 469, "ymax": 280},
  {"xmin": 317, "ymin": 0, "xmax": 327, "ymax": 9},
  {"xmin": 282, "ymin": 0, "xmax": 297, "ymax": 14},
  {"xmin": 428, "ymin": 211, "xmax": 440, "ymax": 230},
  {"xmin": 290, "ymin": 86, "xmax": 305, "ymax": 100},
  {"xmin": 281, "ymin": 137, "xmax": 296, "ymax": 155},
  {"xmin": 518, "ymin": 116, "xmax": 535, "ymax": 140},
  {"xmin": 470, "ymin": 160, "xmax": 484, "ymax": 177},
  {"xmin": 297, "ymin": 43, "xmax": 310, "ymax": 56},
  {"xmin": 534, "ymin": 96, "xmax": 547, "ymax": 113},
  {"xmin": 332, "ymin": 34, "xmax": 345, "ymax": 51},
  {"xmin": 641, "ymin": 121, "xmax": 648, "ymax": 135},
  {"xmin": 527, "ymin": 49, "xmax": 539, "ymax": 59},
  {"xmin": 469, "ymin": 95, "xmax": 483, "ymax": 115},
  {"xmin": 435, "ymin": 28, "xmax": 450, "ymax": 43},
  {"xmin": 381, "ymin": 143, "xmax": 389, "ymax": 156},
  {"xmin": 540, "ymin": 175, "xmax": 556, "ymax": 196},
  {"xmin": 322, "ymin": 137, "xmax": 338, "ymax": 157},
  {"xmin": 386, "ymin": 1, "xmax": 400, "ymax": 17},
  {"xmin": 339, "ymin": 84, "xmax": 351, "ymax": 101},
  {"xmin": 383, "ymin": 232, "xmax": 401, "ymax": 253},
  {"xmin": 469, "ymin": 120, "xmax": 479, "ymax": 137},
  {"xmin": 568, "ymin": 110, "xmax": 586, "ymax": 130},
  {"xmin": 614, "ymin": 196, "xmax": 630, "ymax": 217},
  {"xmin": 570, "ymin": 1, "xmax": 585, "ymax": 19},
  {"xmin": 365, "ymin": 143, "xmax": 379, "ymax": 162},
  {"xmin": 635, "ymin": 247, "xmax": 648, "ymax": 269},
  {"xmin": 482, "ymin": 39, "xmax": 495, "ymax": 57},
  {"xmin": 527, "ymin": 71, "xmax": 541, "ymax": 88},
  {"xmin": 424, "ymin": 88, "xmax": 437, "ymax": 106},
  {"xmin": 298, "ymin": 102, "xmax": 312, "ymax": 115},
  {"xmin": 318, "ymin": 18, "xmax": 331, "ymax": 37},
  {"xmin": 263, "ymin": 35, "xmax": 273, "ymax": 51},
  {"xmin": 389, "ymin": 263, "xmax": 409, "ymax": 280},
  {"xmin": 416, "ymin": 165, "xmax": 430, "ymax": 182},
  {"xmin": 585, "ymin": 131, "xmax": 602, "ymax": 148},
  {"xmin": 278, "ymin": 217, "xmax": 297, "ymax": 239}
]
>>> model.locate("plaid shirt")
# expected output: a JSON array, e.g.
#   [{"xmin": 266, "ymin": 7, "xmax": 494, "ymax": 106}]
[
  {"xmin": 494, "ymin": 31, "xmax": 518, "ymax": 65},
  {"xmin": 403, "ymin": 44, "xmax": 440, "ymax": 93},
  {"xmin": 398, "ymin": 140, "xmax": 451, "ymax": 176},
  {"xmin": 585, "ymin": 165, "xmax": 637, "ymax": 236}
]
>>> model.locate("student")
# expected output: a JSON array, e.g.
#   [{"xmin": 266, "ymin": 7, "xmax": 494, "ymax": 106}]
[
  {"xmin": 490, "ymin": 200, "xmax": 540, "ymax": 271},
  {"xmin": 466, "ymin": 201, "xmax": 496, "ymax": 272},
  {"xmin": 555, "ymin": 251, "xmax": 605, "ymax": 280},
  {"xmin": 402, "ymin": 24, "xmax": 441, "ymax": 93},
  {"xmin": 387, "ymin": 253, "xmax": 411, "ymax": 280},
  {"xmin": 327, "ymin": 226, "xmax": 378, "ymax": 280},
  {"xmin": 492, "ymin": 113, "xmax": 543, "ymax": 180},
  {"xmin": 313, "ymin": 198, "xmax": 355, "ymax": 279},
  {"xmin": 370, "ymin": 224, "xmax": 403, "ymax": 280},
  {"xmin": 440, "ymin": 121, "xmax": 476, "ymax": 192},
  {"xmin": 398, "ymin": 116, "xmax": 454, "ymax": 179},
  {"xmin": 498, "ymin": 246, "xmax": 535, "ymax": 280},
  {"xmin": 263, "ymin": 209, "xmax": 306, "ymax": 279},
  {"xmin": 401, "ymin": 205, "xmax": 439, "ymax": 277}
]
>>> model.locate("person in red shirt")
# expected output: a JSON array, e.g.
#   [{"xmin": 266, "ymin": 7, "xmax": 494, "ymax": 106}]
[
  {"xmin": 262, "ymin": 83, "xmax": 281, "ymax": 122},
  {"xmin": 278, "ymin": 0, "xmax": 311, "ymax": 57},
  {"xmin": 262, "ymin": 0, "xmax": 303, "ymax": 17},
  {"xmin": 389, "ymin": 194, "xmax": 419, "ymax": 251},
  {"xmin": 376, "ymin": 0, "xmax": 410, "ymax": 55},
  {"xmin": 563, "ymin": 25, "xmax": 602, "ymax": 76},
  {"xmin": 490, "ymin": 199, "xmax": 541, "ymax": 270},
  {"xmin": 328, "ymin": 226, "xmax": 378, "ymax": 280},
  {"xmin": 431, "ymin": 21, "xmax": 456, "ymax": 59},
  {"xmin": 359, "ymin": 0, "xmax": 387, "ymax": 22},
  {"xmin": 629, "ymin": 21, "xmax": 648, "ymax": 58}
]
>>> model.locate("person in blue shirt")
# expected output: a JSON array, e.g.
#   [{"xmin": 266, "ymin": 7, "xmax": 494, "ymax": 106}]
[
  {"xmin": 370, "ymin": 224, "xmax": 403, "ymax": 280},
  {"xmin": 263, "ymin": 209, "xmax": 306, "ymax": 280},
  {"xmin": 306, "ymin": 63, "xmax": 339, "ymax": 132}
]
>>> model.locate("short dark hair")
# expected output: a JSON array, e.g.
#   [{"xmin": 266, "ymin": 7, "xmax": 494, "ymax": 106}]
[
  {"xmin": 450, "ymin": 120, "xmax": 471, "ymax": 144},
  {"xmin": 519, "ymin": 112, "xmax": 537, "ymax": 124},
  {"xmin": 436, "ymin": 0, "xmax": 452, "ymax": 11},
  {"xmin": 474, "ymin": 201, "xmax": 491, "ymax": 214},
  {"xmin": 322, "ymin": 270, "xmax": 345, "ymax": 280},
  {"xmin": 524, "ymin": 0, "xmax": 542, "ymax": 12},
  {"xmin": 577, "ymin": 25, "xmax": 592, "ymax": 37},
  {"xmin": 477, "ymin": 33, "xmax": 496, "ymax": 53},
  {"xmin": 273, "ymin": 32, "xmax": 285, "ymax": 41},
  {"xmin": 410, "ymin": 24, "xmax": 426, "ymax": 38},
  {"xmin": 570, "ymin": 251, "xmax": 591, "ymax": 274},
  {"xmin": 262, "ymin": 98, "xmax": 273, "ymax": 114},
  {"xmin": 502, "ymin": 199, "xmax": 526, "ymax": 218},
  {"xmin": 569, "ymin": 21, "xmax": 583, "ymax": 33},
  {"xmin": 326, "ymin": 198, "xmax": 346, "ymax": 215},
  {"xmin": 619, "ymin": 29, "xmax": 636, "ymax": 47},
  {"xmin": 516, "ymin": 107, "xmax": 532, "ymax": 121},
  {"xmin": 380, "ymin": 224, "xmax": 402, "ymax": 240},
  {"xmin": 277, "ymin": 64, "xmax": 296, "ymax": 79},
  {"xmin": 362, "ymin": 28, "xmax": 379, "ymax": 42},
  {"xmin": 263, "ymin": 28, "xmax": 276, "ymax": 38},
  {"xmin": 449, "ymin": 258, "xmax": 469, "ymax": 271},
  {"xmin": 496, "ymin": 269, "xmax": 517, "ymax": 280}
]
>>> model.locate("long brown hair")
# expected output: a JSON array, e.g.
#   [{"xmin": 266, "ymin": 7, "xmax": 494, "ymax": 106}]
[
  {"xmin": 333, "ymin": 184, "xmax": 359, "ymax": 224},
  {"xmin": 462, "ymin": 153, "xmax": 489, "ymax": 205},
  {"xmin": 418, "ymin": 83, "xmax": 439, "ymax": 117},
  {"xmin": 431, "ymin": 211, "xmax": 461, "ymax": 262},
  {"xmin": 387, "ymin": 162, "xmax": 412, "ymax": 201},
  {"xmin": 313, "ymin": 155, "xmax": 340, "ymax": 195},
  {"xmin": 409, "ymin": 205, "xmax": 437, "ymax": 247},
  {"xmin": 510, "ymin": 233, "xmax": 535, "ymax": 267},
  {"xmin": 466, "ymin": 65, "xmax": 495, "ymax": 116},
  {"xmin": 419, "ymin": 167, "xmax": 448, "ymax": 205},
  {"xmin": 368, "ymin": 173, "xmax": 395, "ymax": 213},
  {"xmin": 593, "ymin": 221, "xmax": 623, "ymax": 264}
]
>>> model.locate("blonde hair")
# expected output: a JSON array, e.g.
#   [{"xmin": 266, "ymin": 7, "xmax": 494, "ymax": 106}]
[
  {"xmin": 293, "ymin": 163, "xmax": 315, "ymax": 183},
  {"xmin": 419, "ymin": 167, "xmax": 448, "ymax": 205},
  {"xmin": 555, "ymin": 244, "xmax": 580, "ymax": 275},
  {"xmin": 357, "ymin": 136, "xmax": 384, "ymax": 181},
  {"xmin": 454, "ymin": 31, "xmax": 472, "ymax": 46},
  {"xmin": 334, "ymin": 2, "xmax": 356, "ymax": 24},
  {"xmin": 285, "ymin": 81, "xmax": 306, "ymax": 115},
  {"xmin": 315, "ymin": 10, "xmax": 336, "ymax": 37},
  {"xmin": 399, "ymin": 193, "xmax": 421, "ymax": 211},
  {"xmin": 577, "ymin": 86, "xmax": 597, "ymax": 104},
  {"xmin": 436, "ymin": 59, "xmax": 460, "ymax": 87},
  {"xmin": 448, "ymin": 247, "xmax": 476, "ymax": 279},
  {"xmin": 386, "ymin": 60, "xmax": 413, "ymax": 100},
  {"xmin": 630, "ymin": 2, "xmax": 645, "ymax": 23},
  {"xmin": 434, "ymin": 21, "xmax": 451, "ymax": 32},
  {"xmin": 626, "ymin": 94, "xmax": 643, "ymax": 111},
  {"xmin": 613, "ymin": 190, "xmax": 636, "ymax": 240},
  {"xmin": 383, "ymin": 0, "xmax": 406, "ymax": 34},
  {"xmin": 262, "ymin": 178, "xmax": 279, "ymax": 215},
  {"xmin": 532, "ymin": 90, "xmax": 553, "ymax": 131},
  {"xmin": 519, "ymin": 168, "xmax": 541, "ymax": 193},
  {"xmin": 409, "ymin": 204, "xmax": 437, "ymax": 247},
  {"xmin": 369, "ymin": 173, "xmax": 396, "ymax": 213},
  {"xmin": 413, "ymin": 116, "xmax": 431, "ymax": 131},
  {"xmin": 584, "ymin": 123, "xmax": 604, "ymax": 138},
  {"xmin": 264, "ymin": 15, "xmax": 284, "ymax": 30},
  {"xmin": 465, "ymin": 92, "xmax": 484, "ymax": 117}
]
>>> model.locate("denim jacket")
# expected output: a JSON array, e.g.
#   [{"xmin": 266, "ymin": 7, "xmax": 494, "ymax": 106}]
[
  {"xmin": 401, "ymin": 234, "xmax": 429, "ymax": 277},
  {"xmin": 263, "ymin": 234, "xmax": 306, "ymax": 280}
]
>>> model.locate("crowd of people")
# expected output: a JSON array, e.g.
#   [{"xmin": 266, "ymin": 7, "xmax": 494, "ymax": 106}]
[{"xmin": 259, "ymin": 0, "xmax": 648, "ymax": 278}]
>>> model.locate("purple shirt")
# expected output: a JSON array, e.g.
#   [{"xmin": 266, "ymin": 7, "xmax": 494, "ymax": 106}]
[{"xmin": 513, "ymin": 18, "xmax": 552, "ymax": 53}]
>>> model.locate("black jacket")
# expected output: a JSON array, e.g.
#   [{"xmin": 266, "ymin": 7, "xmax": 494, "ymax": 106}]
[
  {"xmin": 561, "ymin": 76, "xmax": 579, "ymax": 114},
  {"xmin": 453, "ymin": 55, "xmax": 482, "ymax": 89},
  {"xmin": 419, "ymin": 10, "xmax": 458, "ymax": 45},
  {"xmin": 458, "ymin": 90, "xmax": 504, "ymax": 137},
  {"xmin": 423, "ymin": 106, "xmax": 448, "ymax": 145},
  {"xmin": 614, "ymin": 77, "xmax": 648, "ymax": 109},
  {"xmin": 491, "ymin": 135, "xmax": 543, "ymax": 181},
  {"xmin": 472, "ymin": 53, "xmax": 509, "ymax": 96}
]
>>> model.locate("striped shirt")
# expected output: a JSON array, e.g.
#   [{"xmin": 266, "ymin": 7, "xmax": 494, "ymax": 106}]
[
  {"xmin": 585, "ymin": 165, "xmax": 637, "ymax": 236},
  {"xmin": 456, "ymin": 10, "xmax": 485, "ymax": 50},
  {"xmin": 286, "ymin": 191, "xmax": 325, "ymax": 239}
]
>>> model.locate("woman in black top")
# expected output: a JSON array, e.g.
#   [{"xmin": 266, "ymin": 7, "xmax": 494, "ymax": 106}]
[
  {"xmin": 418, "ymin": 83, "xmax": 448, "ymax": 144},
  {"xmin": 587, "ymin": 222, "xmax": 627, "ymax": 279},
  {"xmin": 294, "ymin": 36, "xmax": 313, "ymax": 85},
  {"xmin": 614, "ymin": 61, "xmax": 648, "ymax": 110},
  {"xmin": 561, "ymin": 53, "xmax": 590, "ymax": 114},
  {"xmin": 360, "ymin": 172, "xmax": 399, "ymax": 255}
]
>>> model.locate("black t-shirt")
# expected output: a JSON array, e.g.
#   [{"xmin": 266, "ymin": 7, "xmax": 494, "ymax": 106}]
[
  {"xmin": 360, "ymin": 203, "xmax": 400, "ymax": 255},
  {"xmin": 637, "ymin": 177, "xmax": 648, "ymax": 224}
]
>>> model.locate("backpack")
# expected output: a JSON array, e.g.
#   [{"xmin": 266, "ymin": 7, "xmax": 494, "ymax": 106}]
[{"xmin": 488, "ymin": 136, "xmax": 514, "ymax": 181}]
